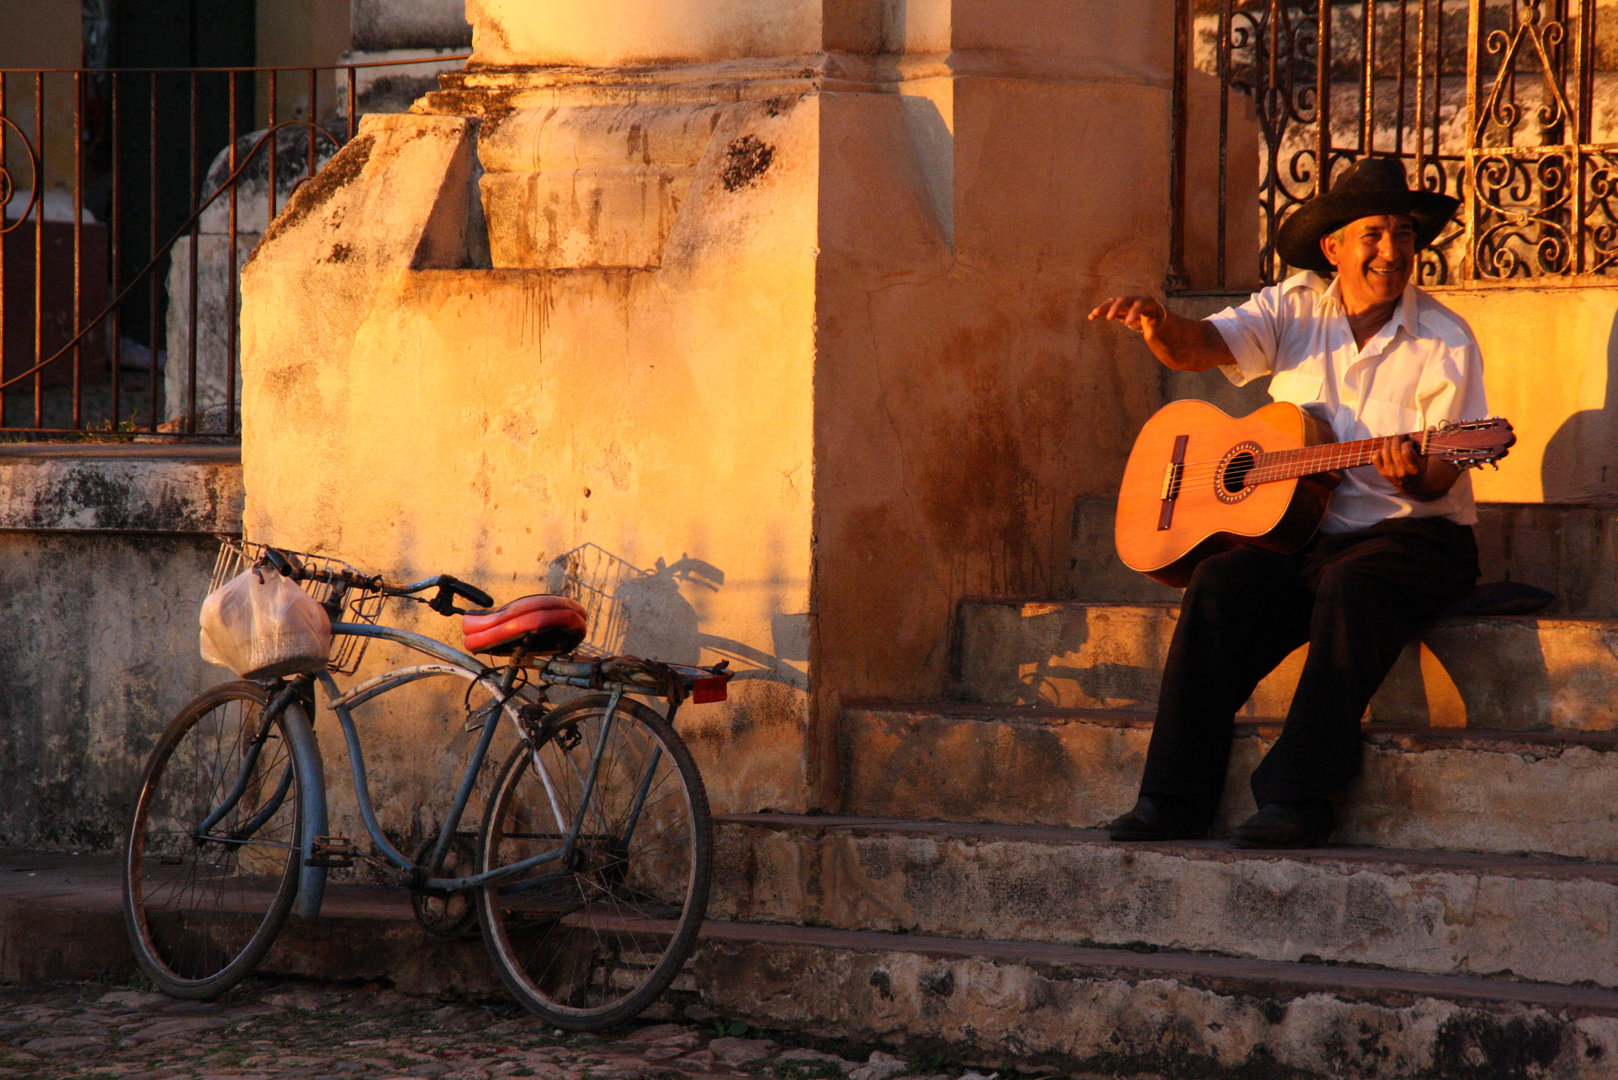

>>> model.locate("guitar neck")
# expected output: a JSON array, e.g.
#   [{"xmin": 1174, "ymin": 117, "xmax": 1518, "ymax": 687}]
[{"xmin": 1252, "ymin": 433, "xmax": 1409, "ymax": 484}]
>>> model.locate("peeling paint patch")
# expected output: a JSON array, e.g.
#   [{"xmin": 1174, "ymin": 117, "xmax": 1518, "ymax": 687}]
[
  {"xmin": 720, "ymin": 135, "xmax": 774, "ymax": 192},
  {"xmin": 1432, "ymin": 1013, "xmax": 1565, "ymax": 1080},
  {"xmin": 0, "ymin": 450, "xmax": 243, "ymax": 533}
]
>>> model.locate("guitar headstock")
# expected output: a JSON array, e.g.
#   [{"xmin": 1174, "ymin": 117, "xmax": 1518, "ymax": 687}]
[{"xmin": 1422, "ymin": 417, "xmax": 1515, "ymax": 469}]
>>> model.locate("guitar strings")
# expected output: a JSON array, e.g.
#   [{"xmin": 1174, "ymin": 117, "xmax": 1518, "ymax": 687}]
[
  {"xmin": 1147, "ymin": 418, "xmax": 1506, "ymax": 497},
  {"xmin": 1164, "ymin": 434, "xmax": 1452, "ymax": 490}
]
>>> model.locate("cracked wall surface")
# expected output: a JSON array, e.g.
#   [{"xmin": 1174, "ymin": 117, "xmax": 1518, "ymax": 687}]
[{"xmin": 0, "ymin": 447, "xmax": 241, "ymax": 848}]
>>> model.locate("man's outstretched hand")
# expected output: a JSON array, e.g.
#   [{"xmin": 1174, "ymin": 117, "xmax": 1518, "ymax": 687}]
[
  {"xmin": 1089, "ymin": 295, "xmax": 1168, "ymax": 336},
  {"xmin": 1087, "ymin": 294, "xmax": 1234, "ymax": 373}
]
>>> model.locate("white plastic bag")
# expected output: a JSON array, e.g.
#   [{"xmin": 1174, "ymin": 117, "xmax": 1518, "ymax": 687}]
[{"xmin": 199, "ymin": 569, "xmax": 333, "ymax": 679}]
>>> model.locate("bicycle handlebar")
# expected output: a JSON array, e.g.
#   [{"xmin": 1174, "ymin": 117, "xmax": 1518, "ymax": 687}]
[
  {"xmin": 385, "ymin": 574, "xmax": 496, "ymax": 615},
  {"xmin": 255, "ymin": 547, "xmax": 492, "ymax": 615}
]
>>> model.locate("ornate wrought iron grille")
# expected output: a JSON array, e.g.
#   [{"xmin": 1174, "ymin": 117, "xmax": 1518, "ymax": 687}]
[{"xmin": 1170, "ymin": 0, "xmax": 1618, "ymax": 291}]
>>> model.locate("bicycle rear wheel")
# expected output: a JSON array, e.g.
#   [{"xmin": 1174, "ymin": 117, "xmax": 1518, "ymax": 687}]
[
  {"xmin": 123, "ymin": 681, "xmax": 303, "ymax": 998},
  {"xmin": 476, "ymin": 694, "xmax": 712, "ymax": 1029}
]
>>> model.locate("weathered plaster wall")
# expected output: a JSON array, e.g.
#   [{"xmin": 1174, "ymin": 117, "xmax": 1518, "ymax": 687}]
[
  {"xmin": 464, "ymin": 0, "xmax": 822, "ymax": 67},
  {"xmin": 809, "ymin": 5, "xmax": 1173, "ymax": 786},
  {"xmin": 0, "ymin": 447, "xmax": 243, "ymax": 850},
  {"xmin": 241, "ymin": 103, "xmax": 817, "ymax": 821},
  {"xmin": 341, "ymin": 0, "xmax": 472, "ymax": 117},
  {"xmin": 1439, "ymin": 287, "xmax": 1618, "ymax": 506},
  {"xmin": 353, "ymin": 0, "xmax": 469, "ymax": 51}
]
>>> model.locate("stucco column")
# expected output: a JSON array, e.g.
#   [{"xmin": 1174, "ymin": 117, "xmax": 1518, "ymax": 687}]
[{"xmin": 240, "ymin": 0, "xmax": 1172, "ymax": 818}]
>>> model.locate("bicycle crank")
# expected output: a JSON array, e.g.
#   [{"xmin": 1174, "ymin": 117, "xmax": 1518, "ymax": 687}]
[{"xmin": 410, "ymin": 836, "xmax": 479, "ymax": 939}]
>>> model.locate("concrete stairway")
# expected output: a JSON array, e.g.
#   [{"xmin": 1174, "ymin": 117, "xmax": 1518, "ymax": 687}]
[
  {"xmin": 13, "ymin": 592, "xmax": 1618, "ymax": 1075},
  {"xmin": 693, "ymin": 598, "xmax": 1618, "ymax": 1078}
]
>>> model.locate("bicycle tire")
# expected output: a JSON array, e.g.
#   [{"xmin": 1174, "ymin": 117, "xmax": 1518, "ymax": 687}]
[
  {"xmin": 476, "ymin": 693, "xmax": 712, "ymax": 1029},
  {"xmin": 123, "ymin": 681, "xmax": 303, "ymax": 998}
]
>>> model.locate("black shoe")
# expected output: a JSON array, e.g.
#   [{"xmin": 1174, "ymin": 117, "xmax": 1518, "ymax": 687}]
[
  {"xmin": 1108, "ymin": 796, "xmax": 1207, "ymax": 841},
  {"xmin": 1230, "ymin": 802, "xmax": 1333, "ymax": 849}
]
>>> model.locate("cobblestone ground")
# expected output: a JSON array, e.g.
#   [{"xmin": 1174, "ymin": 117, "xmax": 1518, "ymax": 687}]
[{"xmin": 0, "ymin": 980, "xmax": 1022, "ymax": 1080}]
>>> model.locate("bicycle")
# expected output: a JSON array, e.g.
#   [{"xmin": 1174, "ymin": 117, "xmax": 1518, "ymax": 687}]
[{"xmin": 122, "ymin": 539, "xmax": 730, "ymax": 1029}]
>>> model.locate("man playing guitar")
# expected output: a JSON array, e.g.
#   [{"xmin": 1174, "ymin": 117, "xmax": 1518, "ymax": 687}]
[{"xmin": 1088, "ymin": 156, "xmax": 1495, "ymax": 848}]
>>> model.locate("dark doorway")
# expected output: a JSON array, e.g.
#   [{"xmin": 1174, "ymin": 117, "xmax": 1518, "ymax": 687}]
[{"xmin": 95, "ymin": 0, "xmax": 255, "ymax": 351}]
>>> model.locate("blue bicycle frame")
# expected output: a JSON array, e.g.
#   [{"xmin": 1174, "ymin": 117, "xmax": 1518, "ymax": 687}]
[{"xmin": 205, "ymin": 620, "xmax": 652, "ymax": 920}]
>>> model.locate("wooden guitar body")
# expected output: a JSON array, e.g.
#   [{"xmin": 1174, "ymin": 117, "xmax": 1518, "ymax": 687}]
[{"xmin": 1115, "ymin": 399, "xmax": 1340, "ymax": 588}]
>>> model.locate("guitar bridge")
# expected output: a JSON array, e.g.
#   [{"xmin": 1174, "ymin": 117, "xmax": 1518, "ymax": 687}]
[
  {"xmin": 1159, "ymin": 461, "xmax": 1183, "ymax": 501},
  {"xmin": 1158, "ymin": 434, "xmax": 1190, "ymax": 531}
]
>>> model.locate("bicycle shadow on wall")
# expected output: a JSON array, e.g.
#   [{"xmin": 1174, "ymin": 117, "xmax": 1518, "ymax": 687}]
[{"xmin": 547, "ymin": 543, "xmax": 808, "ymax": 692}]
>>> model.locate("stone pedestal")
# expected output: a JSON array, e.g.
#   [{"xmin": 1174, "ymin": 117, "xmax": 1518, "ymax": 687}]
[{"xmin": 241, "ymin": 0, "xmax": 1175, "ymax": 817}]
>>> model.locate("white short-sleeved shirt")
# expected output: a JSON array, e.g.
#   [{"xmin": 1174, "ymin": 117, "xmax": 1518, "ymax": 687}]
[{"xmin": 1206, "ymin": 270, "xmax": 1489, "ymax": 534}]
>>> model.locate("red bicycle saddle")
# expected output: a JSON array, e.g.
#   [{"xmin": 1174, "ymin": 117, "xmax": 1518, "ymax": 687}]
[{"xmin": 462, "ymin": 595, "xmax": 588, "ymax": 656}]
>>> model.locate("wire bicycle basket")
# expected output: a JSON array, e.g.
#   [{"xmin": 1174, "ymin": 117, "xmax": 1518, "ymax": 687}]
[
  {"xmin": 210, "ymin": 537, "xmax": 386, "ymax": 674},
  {"xmin": 548, "ymin": 542, "xmax": 647, "ymax": 657}
]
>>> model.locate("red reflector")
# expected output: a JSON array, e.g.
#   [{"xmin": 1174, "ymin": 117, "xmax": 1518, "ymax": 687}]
[{"xmin": 691, "ymin": 676, "xmax": 728, "ymax": 704}]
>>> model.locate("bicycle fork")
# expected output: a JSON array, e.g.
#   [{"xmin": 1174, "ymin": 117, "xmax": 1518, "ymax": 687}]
[{"xmin": 216, "ymin": 679, "xmax": 329, "ymax": 918}]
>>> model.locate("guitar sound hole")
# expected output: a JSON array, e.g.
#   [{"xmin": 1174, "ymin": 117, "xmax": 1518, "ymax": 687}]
[
  {"xmin": 1222, "ymin": 452, "xmax": 1255, "ymax": 492},
  {"xmin": 1215, "ymin": 442, "xmax": 1262, "ymax": 504}
]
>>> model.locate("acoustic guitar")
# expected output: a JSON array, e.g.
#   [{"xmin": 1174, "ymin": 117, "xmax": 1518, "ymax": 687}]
[{"xmin": 1114, "ymin": 399, "xmax": 1515, "ymax": 587}]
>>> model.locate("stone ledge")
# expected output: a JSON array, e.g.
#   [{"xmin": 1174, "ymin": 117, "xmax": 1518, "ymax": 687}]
[
  {"xmin": 693, "ymin": 931, "xmax": 1618, "ymax": 1079},
  {"xmin": 957, "ymin": 598, "xmax": 1618, "ymax": 730},
  {"xmin": 842, "ymin": 704, "xmax": 1618, "ymax": 859},
  {"xmin": 0, "ymin": 445, "xmax": 242, "ymax": 534},
  {"xmin": 9, "ymin": 847, "xmax": 1618, "ymax": 1079},
  {"xmin": 710, "ymin": 813, "xmax": 1618, "ymax": 988}
]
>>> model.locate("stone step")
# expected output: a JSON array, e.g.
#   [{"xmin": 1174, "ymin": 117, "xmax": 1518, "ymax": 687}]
[
  {"xmin": 956, "ymin": 598, "xmax": 1618, "ymax": 731},
  {"xmin": 0, "ymin": 848, "xmax": 502, "ymax": 996},
  {"xmin": 9, "ymin": 849, "xmax": 1618, "ymax": 1078},
  {"xmin": 841, "ymin": 702, "xmax": 1618, "ymax": 860},
  {"xmin": 694, "ymin": 921, "xmax": 1618, "ymax": 1080},
  {"xmin": 712, "ymin": 813, "xmax": 1618, "ymax": 990}
]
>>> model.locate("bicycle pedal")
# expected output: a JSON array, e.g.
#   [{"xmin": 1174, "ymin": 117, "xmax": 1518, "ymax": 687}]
[{"xmin": 307, "ymin": 835, "xmax": 360, "ymax": 868}]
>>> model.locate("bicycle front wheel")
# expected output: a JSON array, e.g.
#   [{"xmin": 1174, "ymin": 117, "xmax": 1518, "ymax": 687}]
[
  {"xmin": 476, "ymin": 694, "xmax": 712, "ymax": 1029},
  {"xmin": 123, "ymin": 681, "xmax": 303, "ymax": 998}
]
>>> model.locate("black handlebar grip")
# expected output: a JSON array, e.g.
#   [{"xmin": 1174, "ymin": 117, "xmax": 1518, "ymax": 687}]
[
  {"xmin": 427, "ymin": 575, "xmax": 495, "ymax": 616},
  {"xmin": 453, "ymin": 579, "xmax": 496, "ymax": 609}
]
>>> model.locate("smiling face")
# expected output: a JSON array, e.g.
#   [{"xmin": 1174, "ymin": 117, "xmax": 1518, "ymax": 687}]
[{"xmin": 1320, "ymin": 213, "xmax": 1417, "ymax": 312}]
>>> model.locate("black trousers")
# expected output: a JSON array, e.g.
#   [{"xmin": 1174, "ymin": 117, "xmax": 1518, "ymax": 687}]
[{"xmin": 1138, "ymin": 516, "xmax": 1480, "ymax": 825}]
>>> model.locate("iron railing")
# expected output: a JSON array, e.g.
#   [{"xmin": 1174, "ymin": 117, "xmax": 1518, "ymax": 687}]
[
  {"xmin": 0, "ymin": 55, "xmax": 465, "ymax": 440},
  {"xmin": 1171, "ymin": 0, "xmax": 1618, "ymax": 291}
]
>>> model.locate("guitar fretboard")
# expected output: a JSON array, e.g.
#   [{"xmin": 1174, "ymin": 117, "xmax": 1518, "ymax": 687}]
[{"xmin": 1246, "ymin": 434, "xmax": 1409, "ymax": 485}]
